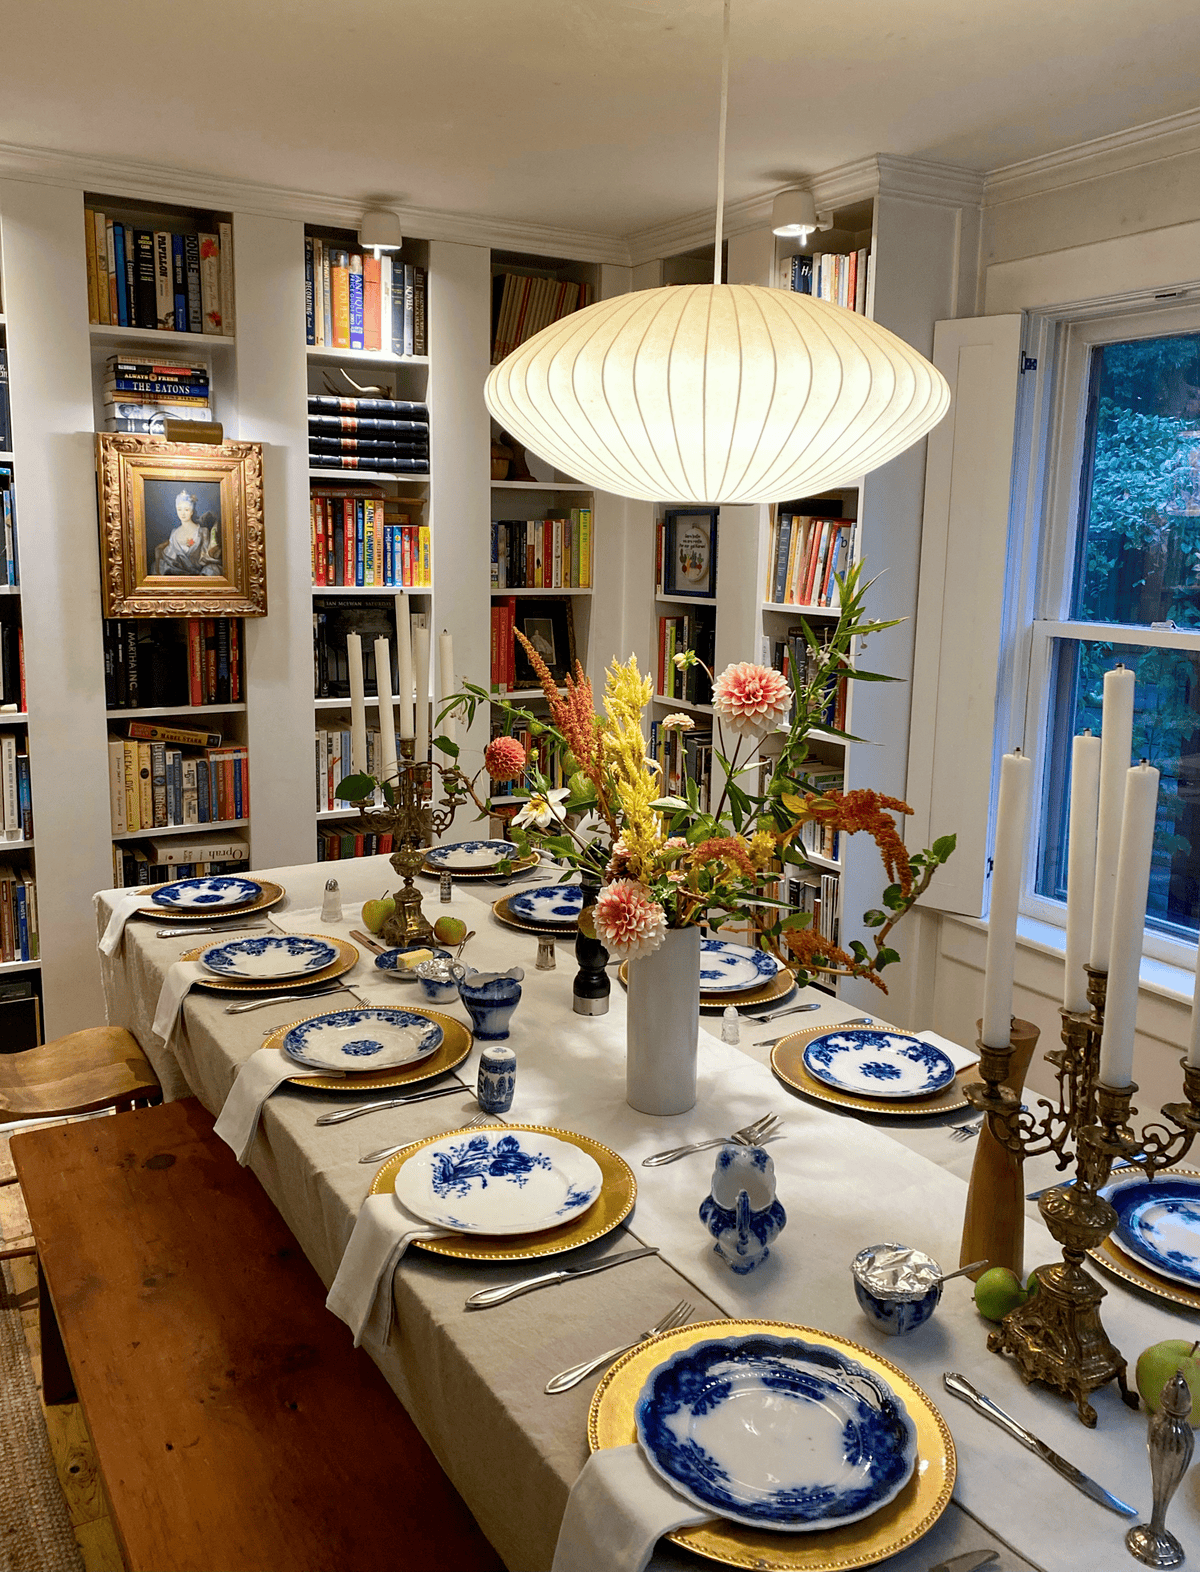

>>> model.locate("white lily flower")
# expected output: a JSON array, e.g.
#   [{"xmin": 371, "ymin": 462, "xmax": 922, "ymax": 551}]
[{"xmin": 512, "ymin": 786, "xmax": 571, "ymax": 830}]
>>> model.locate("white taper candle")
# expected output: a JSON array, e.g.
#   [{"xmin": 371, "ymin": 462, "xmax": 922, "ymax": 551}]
[
  {"xmin": 981, "ymin": 749, "xmax": 1033, "ymax": 1048},
  {"xmin": 374, "ymin": 637, "xmax": 397, "ymax": 788},
  {"xmin": 1099, "ymin": 761, "xmax": 1159, "ymax": 1087},
  {"xmin": 345, "ymin": 632, "xmax": 368, "ymax": 775},
  {"xmin": 1187, "ymin": 943, "xmax": 1200, "ymax": 1070},
  {"xmin": 395, "ymin": 598, "xmax": 414, "ymax": 741},
  {"xmin": 1064, "ymin": 731, "xmax": 1101, "ymax": 1012},
  {"xmin": 1089, "ymin": 666, "xmax": 1135, "ymax": 972},
  {"xmin": 413, "ymin": 624, "xmax": 431, "ymax": 761}
]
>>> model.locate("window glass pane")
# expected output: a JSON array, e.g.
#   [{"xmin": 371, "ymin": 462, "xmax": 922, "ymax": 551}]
[
  {"xmin": 1073, "ymin": 332, "xmax": 1200, "ymax": 626},
  {"xmin": 1036, "ymin": 638, "xmax": 1200, "ymax": 940}
]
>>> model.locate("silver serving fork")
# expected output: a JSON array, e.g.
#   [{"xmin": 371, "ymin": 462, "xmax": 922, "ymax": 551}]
[
  {"xmin": 544, "ymin": 1299, "xmax": 695, "ymax": 1394},
  {"xmin": 360, "ymin": 1111, "xmax": 506, "ymax": 1164},
  {"xmin": 642, "ymin": 1112, "xmax": 780, "ymax": 1167},
  {"xmin": 950, "ymin": 1117, "xmax": 984, "ymax": 1142}
]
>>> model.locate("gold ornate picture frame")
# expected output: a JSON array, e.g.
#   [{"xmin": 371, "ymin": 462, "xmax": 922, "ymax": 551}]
[{"xmin": 96, "ymin": 435, "xmax": 267, "ymax": 617}]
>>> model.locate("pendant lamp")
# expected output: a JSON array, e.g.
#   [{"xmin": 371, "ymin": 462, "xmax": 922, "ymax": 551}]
[{"xmin": 484, "ymin": 2, "xmax": 950, "ymax": 505}]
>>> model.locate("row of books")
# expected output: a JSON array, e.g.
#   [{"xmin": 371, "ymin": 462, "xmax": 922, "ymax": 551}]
[
  {"xmin": 313, "ymin": 600, "xmax": 427, "ymax": 700},
  {"xmin": 304, "ymin": 241, "xmax": 427, "ymax": 356},
  {"xmin": 111, "ymin": 831, "xmax": 250, "ymax": 888},
  {"xmin": 785, "ymin": 870, "xmax": 842, "ymax": 949},
  {"xmin": 0, "ymin": 865, "xmax": 37, "ymax": 962},
  {"xmin": 317, "ymin": 827, "xmax": 396, "ymax": 862},
  {"xmin": 789, "ymin": 250, "xmax": 870, "ymax": 315},
  {"xmin": 102, "ymin": 619, "xmax": 243, "ymax": 710},
  {"xmin": 107, "ymin": 736, "xmax": 249, "ymax": 834},
  {"xmin": 491, "ymin": 273, "xmax": 593, "ymax": 365},
  {"xmin": 490, "ymin": 513, "xmax": 593, "ymax": 589},
  {"xmin": 308, "ymin": 394, "xmax": 429, "ymax": 475},
  {"xmin": 765, "ymin": 513, "xmax": 855, "ymax": 607},
  {"xmin": 648, "ymin": 720, "xmax": 715, "ymax": 810},
  {"xmin": 0, "ymin": 467, "xmax": 17, "ymax": 585},
  {"xmin": 310, "ymin": 491, "xmax": 429, "ymax": 587},
  {"xmin": 103, "ymin": 352, "xmax": 214, "ymax": 434},
  {"xmin": 0, "ymin": 620, "xmax": 24, "ymax": 712},
  {"xmin": 795, "ymin": 764, "xmax": 844, "ymax": 864},
  {"xmin": 0, "ymin": 735, "xmax": 31, "ymax": 841},
  {"xmin": 315, "ymin": 727, "xmax": 403, "ymax": 813},
  {"xmin": 85, "ymin": 211, "xmax": 233, "ymax": 335},
  {"xmin": 656, "ymin": 611, "xmax": 715, "ymax": 706},
  {"xmin": 770, "ymin": 632, "xmax": 849, "ymax": 732}
]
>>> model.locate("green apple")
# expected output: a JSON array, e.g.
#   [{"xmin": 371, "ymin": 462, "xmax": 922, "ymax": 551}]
[
  {"xmin": 973, "ymin": 1266, "xmax": 1028, "ymax": 1322},
  {"xmin": 361, "ymin": 894, "xmax": 395, "ymax": 934},
  {"xmin": 433, "ymin": 915, "xmax": 467, "ymax": 946},
  {"xmin": 1136, "ymin": 1340, "xmax": 1200, "ymax": 1421}
]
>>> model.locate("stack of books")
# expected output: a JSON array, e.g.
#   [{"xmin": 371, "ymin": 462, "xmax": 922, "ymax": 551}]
[
  {"xmin": 1, "ymin": 733, "xmax": 32, "ymax": 841},
  {"xmin": 102, "ymin": 620, "xmax": 243, "ymax": 708},
  {"xmin": 85, "ymin": 211, "xmax": 233, "ymax": 334},
  {"xmin": 491, "ymin": 274, "xmax": 593, "ymax": 364},
  {"xmin": 789, "ymin": 251, "xmax": 870, "ymax": 315},
  {"xmin": 111, "ymin": 830, "xmax": 249, "ymax": 888},
  {"xmin": 108, "ymin": 726, "xmax": 249, "ymax": 834},
  {"xmin": 310, "ymin": 489, "xmax": 429, "ymax": 586},
  {"xmin": 314, "ymin": 726, "xmax": 402, "ymax": 812},
  {"xmin": 304, "ymin": 241, "xmax": 427, "ymax": 355},
  {"xmin": 0, "ymin": 466, "xmax": 17, "ymax": 586},
  {"xmin": 656, "ymin": 610, "xmax": 715, "ymax": 706},
  {"xmin": 490, "ymin": 513, "xmax": 592, "ymax": 589},
  {"xmin": 308, "ymin": 394, "xmax": 429, "ymax": 475},
  {"xmin": 0, "ymin": 865, "xmax": 37, "ymax": 961},
  {"xmin": 103, "ymin": 354, "xmax": 214, "ymax": 435},
  {"xmin": 765, "ymin": 512, "xmax": 855, "ymax": 607}
]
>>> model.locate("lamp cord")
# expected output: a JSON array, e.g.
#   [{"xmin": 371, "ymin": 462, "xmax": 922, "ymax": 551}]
[{"xmin": 713, "ymin": 0, "xmax": 730, "ymax": 286}]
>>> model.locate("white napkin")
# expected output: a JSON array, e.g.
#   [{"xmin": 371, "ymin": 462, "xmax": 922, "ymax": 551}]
[
  {"xmin": 551, "ymin": 1444, "xmax": 716, "ymax": 1572},
  {"xmin": 96, "ymin": 888, "xmax": 153, "ymax": 956},
  {"xmin": 150, "ymin": 960, "xmax": 207, "ymax": 1051},
  {"xmin": 213, "ymin": 1046, "xmax": 327, "ymax": 1165},
  {"xmin": 915, "ymin": 1028, "xmax": 978, "ymax": 1071},
  {"xmin": 326, "ymin": 1193, "xmax": 446, "ymax": 1348}
]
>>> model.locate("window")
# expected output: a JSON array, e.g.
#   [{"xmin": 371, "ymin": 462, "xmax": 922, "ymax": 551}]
[{"xmin": 1028, "ymin": 305, "xmax": 1200, "ymax": 953}]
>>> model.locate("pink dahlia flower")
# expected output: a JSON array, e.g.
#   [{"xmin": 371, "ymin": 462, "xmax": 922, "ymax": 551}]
[
  {"xmin": 593, "ymin": 878, "xmax": 666, "ymax": 961},
  {"xmin": 712, "ymin": 662, "xmax": 792, "ymax": 737},
  {"xmin": 484, "ymin": 735, "xmax": 526, "ymax": 783}
]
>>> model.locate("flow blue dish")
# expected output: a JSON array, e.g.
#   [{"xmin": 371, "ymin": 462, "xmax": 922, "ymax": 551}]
[
  {"xmin": 851, "ymin": 1243, "xmax": 943, "ymax": 1336},
  {"xmin": 634, "ymin": 1333, "xmax": 918, "ymax": 1531},
  {"xmin": 698, "ymin": 939, "xmax": 782, "ymax": 995},
  {"xmin": 425, "ymin": 840, "xmax": 518, "ymax": 872},
  {"xmin": 200, "ymin": 934, "xmax": 339, "ymax": 981},
  {"xmin": 393, "ymin": 1129, "xmax": 602, "ymax": 1234},
  {"xmin": 374, "ymin": 944, "xmax": 452, "ymax": 981},
  {"xmin": 802, "ymin": 1029, "xmax": 956, "ymax": 1101},
  {"xmin": 504, "ymin": 883, "xmax": 584, "ymax": 928},
  {"xmin": 281, "ymin": 1008, "xmax": 443, "ymax": 1072},
  {"xmin": 1100, "ymin": 1173, "xmax": 1200, "ymax": 1289},
  {"xmin": 151, "ymin": 875, "xmax": 262, "ymax": 910}
]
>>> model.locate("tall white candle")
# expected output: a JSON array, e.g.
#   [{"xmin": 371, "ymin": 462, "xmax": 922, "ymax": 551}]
[
  {"xmin": 346, "ymin": 632, "xmax": 368, "ymax": 775},
  {"xmin": 374, "ymin": 636, "xmax": 397, "ymax": 787},
  {"xmin": 1187, "ymin": 944, "xmax": 1200, "ymax": 1070},
  {"xmin": 981, "ymin": 749, "xmax": 1033, "ymax": 1048},
  {"xmin": 1099, "ymin": 761, "xmax": 1159, "ymax": 1087},
  {"xmin": 438, "ymin": 630, "xmax": 457, "ymax": 746},
  {"xmin": 1064, "ymin": 732, "xmax": 1101, "ymax": 1012},
  {"xmin": 1089, "ymin": 666, "xmax": 1136, "ymax": 972},
  {"xmin": 395, "ymin": 597, "xmax": 414, "ymax": 740},
  {"xmin": 413, "ymin": 624, "xmax": 431, "ymax": 761}
]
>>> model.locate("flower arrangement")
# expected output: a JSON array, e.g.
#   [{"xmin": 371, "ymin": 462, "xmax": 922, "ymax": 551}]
[{"xmin": 432, "ymin": 561, "xmax": 954, "ymax": 994}]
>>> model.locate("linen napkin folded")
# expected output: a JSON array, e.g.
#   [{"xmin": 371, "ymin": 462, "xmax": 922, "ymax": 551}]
[
  {"xmin": 150, "ymin": 960, "xmax": 208, "ymax": 1051},
  {"xmin": 326, "ymin": 1193, "xmax": 446, "ymax": 1348},
  {"xmin": 915, "ymin": 1029, "xmax": 979, "ymax": 1072},
  {"xmin": 96, "ymin": 888, "xmax": 154, "ymax": 956},
  {"xmin": 551, "ymin": 1444, "xmax": 717, "ymax": 1572},
  {"xmin": 213, "ymin": 1046, "xmax": 328, "ymax": 1165}
]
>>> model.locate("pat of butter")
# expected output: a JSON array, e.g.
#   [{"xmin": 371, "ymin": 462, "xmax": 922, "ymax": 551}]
[{"xmin": 397, "ymin": 948, "xmax": 433, "ymax": 969}]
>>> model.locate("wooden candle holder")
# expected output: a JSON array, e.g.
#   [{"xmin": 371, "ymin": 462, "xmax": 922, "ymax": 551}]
[{"xmin": 959, "ymin": 1016, "xmax": 1040, "ymax": 1280}]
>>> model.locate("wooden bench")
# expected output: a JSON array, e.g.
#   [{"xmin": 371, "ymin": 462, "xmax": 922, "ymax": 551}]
[{"xmin": 12, "ymin": 1098, "xmax": 503, "ymax": 1572}]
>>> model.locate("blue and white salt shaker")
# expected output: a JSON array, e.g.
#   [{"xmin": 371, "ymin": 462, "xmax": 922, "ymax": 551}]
[{"xmin": 477, "ymin": 1044, "xmax": 517, "ymax": 1114}]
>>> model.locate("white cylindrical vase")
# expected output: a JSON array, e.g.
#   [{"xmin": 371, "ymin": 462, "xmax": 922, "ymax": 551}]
[{"xmin": 626, "ymin": 926, "xmax": 700, "ymax": 1116}]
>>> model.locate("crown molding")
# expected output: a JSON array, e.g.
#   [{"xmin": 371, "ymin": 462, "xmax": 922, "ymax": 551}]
[
  {"xmin": 984, "ymin": 105, "xmax": 1200, "ymax": 207},
  {"xmin": 0, "ymin": 140, "xmax": 631, "ymax": 265}
]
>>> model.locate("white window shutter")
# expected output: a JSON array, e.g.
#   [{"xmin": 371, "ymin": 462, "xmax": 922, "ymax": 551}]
[{"xmin": 906, "ymin": 315, "xmax": 1023, "ymax": 917}]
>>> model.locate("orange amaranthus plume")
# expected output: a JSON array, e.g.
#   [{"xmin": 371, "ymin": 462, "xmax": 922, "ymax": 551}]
[
  {"xmin": 804, "ymin": 789, "xmax": 914, "ymax": 896},
  {"xmin": 788, "ymin": 926, "xmax": 889, "ymax": 992},
  {"xmin": 689, "ymin": 836, "xmax": 757, "ymax": 878}
]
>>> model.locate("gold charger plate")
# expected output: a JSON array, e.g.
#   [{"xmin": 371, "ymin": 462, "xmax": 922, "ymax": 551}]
[
  {"xmin": 180, "ymin": 933, "xmax": 359, "ymax": 992},
  {"xmin": 136, "ymin": 879, "xmax": 286, "ymax": 921},
  {"xmin": 369, "ymin": 1122, "xmax": 635, "ymax": 1261},
  {"xmin": 491, "ymin": 895, "xmax": 578, "ymax": 938},
  {"xmin": 617, "ymin": 961, "xmax": 797, "ymax": 1012},
  {"xmin": 771, "ymin": 1025, "xmax": 973, "ymax": 1117},
  {"xmin": 589, "ymin": 1319, "xmax": 956, "ymax": 1571},
  {"xmin": 263, "ymin": 1004, "xmax": 473, "ymax": 1093},
  {"xmin": 1088, "ymin": 1166, "xmax": 1200, "ymax": 1312},
  {"xmin": 420, "ymin": 853, "xmax": 540, "ymax": 881}
]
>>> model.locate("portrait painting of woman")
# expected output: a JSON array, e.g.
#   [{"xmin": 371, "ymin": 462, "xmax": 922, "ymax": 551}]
[{"xmin": 149, "ymin": 486, "xmax": 224, "ymax": 577}]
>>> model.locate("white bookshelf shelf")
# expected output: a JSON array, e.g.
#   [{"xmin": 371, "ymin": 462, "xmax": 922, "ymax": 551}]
[
  {"xmin": 114, "ymin": 818, "xmax": 249, "ymax": 843},
  {"xmin": 651, "ymin": 694, "xmax": 712, "ymax": 716},
  {"xmin": 106, "ymin": 704, "xmax": 246, "ymax": 719},
  {"xmin": 762, "ymin": 600, "xmax": 838, "ymax": 616},
  {"xmin": 315, "ymin": 806, "xmax": 373, "ymax": 821},
  {"xmin": 809, "ymin": 728, "xmax": 845, "ymax": 746},
  {"xmin": 312, "ymin": 585, "xmax": 431, "ymax": 597},
  {"xmin": 307, "ymin": 346, "xmax": 428, "ymax": 368},
  {"xmin": 0, "ymin": 451, "xmax": 13, "ymax": 461},
  {"xmin": 0, "ymin": 958, "xmax": 39, "ymax": 975},
  {"xmin": 0, "ymin": 711, "xmax": 26, "ymax": 723},
  {"xmin": 491, "ymin": 479, "xmax": 592, "ymax": 492},
  {"xmin": 803, "ymin": 851, "xmax": 842, "ymax": 873},
  {"xmin": 315, "ymin": 695, "xmax": 382, "ymax": 710},
  {"xmin": 498, "ymin": 687, "xmax": 566, "ymax": 701},
  {"xmin": 1, "ymin": 837, "xmax": 33, "ymax": 849},
  {"xmin": 309, "ymin": 468, "xmax": 430, "ymax": 485},
  {"xmin": 657, "ymin": 593, "xmax": 716, "ymax": 607},
  {"xmin": 0, "ymin": 586, "xmax": 21, "ymax": 597},
  {"xmin": 90, "ymin": 324, "xmax": 235, "ymax": 351},
  {"xmin": 491, "ymin": 587, "xmax": 592, "ymax": 597}
]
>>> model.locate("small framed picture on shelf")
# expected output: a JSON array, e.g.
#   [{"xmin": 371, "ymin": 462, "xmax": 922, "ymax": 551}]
[
  {"xmin": 512, "ymin": 597, "xmax": 576, "ymax": 687},
  {"xmin": 663, "ymin": 508, "xmax": 717, "ymax": 598},
  {"xmin": 96, "ymin": 435, "xmax": 267, "ymax": 617}
]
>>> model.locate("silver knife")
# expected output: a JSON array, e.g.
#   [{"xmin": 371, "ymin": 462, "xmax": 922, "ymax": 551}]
[
  {"xmin": 314, "ymin": 1081, "xmax": 470, "ymax": 1124},
  {"xmin": 156, "ymin": 921, "xmax": 270, "ymax": 939},
  {"xmin": 465, "ymin": 1246, "xmax": 659, "ymax": 1309},
  {"xmin": 942, "ymin": 1373, "xmax": 1138, "ymax": 1517},
  {"xmin": 224, "ymin": 984, "xmax": 347, "ymax": 1015}
]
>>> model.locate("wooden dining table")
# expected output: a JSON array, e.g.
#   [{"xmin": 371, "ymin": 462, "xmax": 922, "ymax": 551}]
[{"xmin": 97, "ymin": 852, "xmax": 1200, "ymax": 1572}]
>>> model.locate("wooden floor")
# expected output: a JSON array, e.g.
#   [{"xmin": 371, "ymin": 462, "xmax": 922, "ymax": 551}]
[{"xmin": 1, "ymin": 1129, "xmax": 126, "ymax": 1572}]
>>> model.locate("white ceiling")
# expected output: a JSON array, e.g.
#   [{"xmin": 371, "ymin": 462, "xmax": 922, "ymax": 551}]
[{"xmin": 2, "ymin": 0, "xmax": 1198, "ymax": 238}]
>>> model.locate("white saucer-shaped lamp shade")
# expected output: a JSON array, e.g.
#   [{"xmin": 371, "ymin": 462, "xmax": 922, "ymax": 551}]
[{"xmin": 484, "ymin": 283, "xmax": 951, "ymax": 504}]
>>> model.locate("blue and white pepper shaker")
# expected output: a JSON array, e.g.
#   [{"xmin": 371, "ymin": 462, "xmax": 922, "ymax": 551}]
[{"xmin": 477, "ymin": 1044, "xmax": 517, "ymax": 1114}]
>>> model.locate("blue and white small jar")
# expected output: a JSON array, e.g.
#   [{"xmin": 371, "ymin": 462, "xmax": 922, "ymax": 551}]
[
  {"xmin": 477, "ymin": 1044, "xmax": 517, "ymax": 1114},
  {"xmin": 851, "ymin": 1243, "xmax": 943, "ymax": 1336}
]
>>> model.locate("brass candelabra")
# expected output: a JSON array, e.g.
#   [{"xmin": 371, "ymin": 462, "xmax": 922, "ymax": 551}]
[{"xmin": 965, "ymin": 966, "xmax": 1200, "ymax": 1427}]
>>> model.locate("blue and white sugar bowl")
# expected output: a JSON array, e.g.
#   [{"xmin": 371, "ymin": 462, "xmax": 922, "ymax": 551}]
[
  {"xmin": 851, "ymin": 1243, "xmax": 943, "ymax": 1335},
  {"xmin": 699, "ymin": 1145, "xmax": 786, "ymax": 1274},
  {"xmin": 414, "ymin": 956, "xmax": 466, "ymax": 1006},
  {"xmin": 457, "ymin": 966, "xmax": 524, "ymax": 1041},
  {"xmin": 477, "ymin": 1044, "xmax": 517, "ymax": 1114}
]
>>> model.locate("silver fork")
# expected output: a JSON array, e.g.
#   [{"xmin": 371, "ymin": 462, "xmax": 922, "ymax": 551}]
[
  {"xmin": 544, "ymin": 1299, "xmax": 695, "ymax": 1394},
  {"xmin": 642, "ymin": 1113, "xmax": 780, "ymax": 1167},
  {"xmin": 950, "ymin": 1118, "xmax": 984, "ymax": 1142},
  {"xmin": 359, "ymin": 1110, "xmax": 506, "ymax": 1164},
  {"xmin": 755, "ymin": 1013, "xmax": 874, "ymax": 1047}
]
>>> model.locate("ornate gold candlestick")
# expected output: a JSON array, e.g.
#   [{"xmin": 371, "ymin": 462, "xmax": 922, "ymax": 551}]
[{"xmin": 965, "ymin": 967, "xmax": 1200, "ymax": 1426}]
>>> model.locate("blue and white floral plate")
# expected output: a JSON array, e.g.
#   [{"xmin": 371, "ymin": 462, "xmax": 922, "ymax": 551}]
[
  {"xmin": 425, "ymin": 839, "xmax": 519, "ymax": 872},
  {"xmin": 151, "ymin": 875, "xmax": 263, "ymax": 910},
  {"xmin": 199, "ymin": 933, "xmax": 340, "ymax": 981},
  {"xmin": 698, "ymin": 939, "xmax": 782, "ymax": 996},
  {"xmin": 281, "ymin": 1007, "xmax": 443, "ymax": 1073},
  {"xmin": 504, "ymin": 882, "xmax": 584, "ymax": 928},
  {"xmin": 634, "ymin": 1333, "xmax": 918, "ymax": 1532},
  {"xmin": 802, "ymin": 1029, "xmax": 956, "ymax": 1101},
  {"xmin": 393, "ymin": 1129, "xmax": 604, "ymax": 1235},
  {"xmin": 1100, "ymin": 1173, "xmax": 1200, "ymax": 1289}
]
